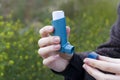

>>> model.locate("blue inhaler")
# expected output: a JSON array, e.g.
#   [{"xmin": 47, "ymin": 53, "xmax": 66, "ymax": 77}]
[
  {"xmin": 52, "ymin": 11, "xmax": 74, "ymax": 54},
  {"xmin": 87, "ymin": 52, "xmax": 99, "ymax": 59}
]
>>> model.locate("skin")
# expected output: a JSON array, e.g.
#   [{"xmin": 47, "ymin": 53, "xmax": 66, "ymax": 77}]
[
  {"xmin": 38, "ymin": 26, "xmax": 73, "ymax": 72},
  {"xmin": 38, "ymin": 25, "xmax": 120, "ymax": 79},
  {"xmin": 83, "ymin": 56, "xmax": 120, "ymax": 80}
]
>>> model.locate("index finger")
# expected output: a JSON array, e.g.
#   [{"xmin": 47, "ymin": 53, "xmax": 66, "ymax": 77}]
[
  {"xmin": 99, "ymin": 55, "xmax": 120, "ymax": 64},
  {"xmin": 83, "ymin": 64, "xmax": 120, "ymax": 80},
  {"xmin": 84, "ymin": 58, "xmax": 120, "ymax": 74},
  {"xmin": 39, "ymin": 26, "xmax": 54, "ymax": 37}
]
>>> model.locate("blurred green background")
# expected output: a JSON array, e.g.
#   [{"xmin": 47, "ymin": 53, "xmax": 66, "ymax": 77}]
[{"xmin": 0, "ymin": 0, "xmax": 119, "ymax": 80}]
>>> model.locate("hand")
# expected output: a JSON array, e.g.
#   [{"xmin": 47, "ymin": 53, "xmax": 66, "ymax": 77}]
[
  {"xmin": 38, "ymin": 26, "xmax": 73, "ymax": 72},
  {"xmin": 83, "ymin": 56, "xmax": 120, "ymax": 80}
]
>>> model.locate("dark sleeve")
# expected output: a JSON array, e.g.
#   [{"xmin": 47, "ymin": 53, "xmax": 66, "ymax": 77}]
[
  {"xmin": 95, "ymin": 4, "xmax": 120, "ymax": 58},
  {"xmin": 52, "ymin": 4, "xmax": 120, "ymax": 80}
]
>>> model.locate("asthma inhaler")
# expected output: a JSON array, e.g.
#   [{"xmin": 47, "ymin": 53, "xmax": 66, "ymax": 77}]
[
  {"xmin": 87, "ymin": 52, "xmax": 99, "ymax": 59},
  {"xmin": 52, "ymin": 11, "xmax": 74, "ymax": 54}
]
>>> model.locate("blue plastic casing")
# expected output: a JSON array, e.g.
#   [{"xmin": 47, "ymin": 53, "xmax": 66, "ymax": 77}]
[
  {"xmin": 52, "ymin": 18, "xmax": 74, "ymax": 54},
  {"xmin": 87, "ymin": 52, "xmax": 99, "ymax": 59}
]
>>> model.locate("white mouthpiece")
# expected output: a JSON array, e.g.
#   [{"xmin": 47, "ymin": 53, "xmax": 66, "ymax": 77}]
[{"xmin": 52, "ymin": 11, "xmax": 65, "ymax": 20}]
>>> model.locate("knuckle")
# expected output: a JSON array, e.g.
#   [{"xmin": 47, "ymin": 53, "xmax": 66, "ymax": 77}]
[
  {"xmin": 38, "ymin": 39, "xmax": 44, "ymax": 47},
  {"xmin": 38, "ymin": 39, "xmax": 41, "ymax": 46},
  {"xmin": 39, "ymin": 28, "xmax": 43, "ymax": 34},
  {"xmin": 38, "ymin": 49, "xmax": 43, "ymax": 56},
  {"xmin": 38, "ymin": 46, "xmax": 51, "ymax": 57},
  {"xmin": 48, "ymin": 36, "xmax": 53, "ymax": 42},
  {"xmin": 43, "ymin": 59, "xmax": 48, "ymax": 66},
  {"xmin": 43, "ymin": 57, "xmax": 55, "ymax": 66},
  {"xmin": 38, "ymin": 37, "xmax": 51, "ymax": 47},
  {"xmin": 48, "ymin": 45, "xmax": 53, "ymax": 51},
  {"xmin": 47, "ymin": 37, "xmax": 53, "ymax": 45},
  {"xmin": 47, "ymin": 36, "xmax": 58, "ymax": 44},
  {"xmin": 51, "ymin": 36, "xmax": 55, "ymax": 42},
  {"xmin": 43, "ymin": 60, "xmax": 46, "ymax": 65},
  {"xmin": 53, "ymin": 36, "xmax": 60, "ymax": 42}
]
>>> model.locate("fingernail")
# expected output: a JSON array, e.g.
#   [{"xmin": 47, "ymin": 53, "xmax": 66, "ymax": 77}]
[
  {"xmin": 83, "ymin": 64, "xmax": 87, "ymax": 70},
  {"xmin": 54, "ymin": 37, "xmax": 60, "ymax": 43},
  {"xmin": 54, "ymin": 45, "xmax": 60, "ymax": 50},
  {"xmin": 84, "ymin": 58, "xmax": 88, "ymax": 63},
  {"xmin": 49, "ymin": 27, "xmax": 53, "ymax": 31}
]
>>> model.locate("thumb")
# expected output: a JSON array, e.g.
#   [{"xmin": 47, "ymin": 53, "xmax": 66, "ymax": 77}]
[{"xmin": 66, "ymin": 26, "xmax": 70, "ymax": 37}]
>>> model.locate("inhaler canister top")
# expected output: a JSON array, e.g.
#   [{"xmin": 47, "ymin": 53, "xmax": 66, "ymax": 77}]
[{"xmin": 52, "ymin": 11, "xmax": 65, "ymax": 20}]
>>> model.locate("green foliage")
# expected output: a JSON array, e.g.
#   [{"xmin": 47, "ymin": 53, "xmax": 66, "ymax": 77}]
[
  {"xmin": 0, "ymin": 0, "xmax": 119, "ymax": 80},
  {"xmin": 0, "ymin": 17, "xmax": 63, "ymax": 80},
  {"xmin": 63, "ymin": 0, "xmax": 118, "ymax": 52},
  {"xmin": 0, "ymin": 0, "xmax": 56, "ymax": 22}
]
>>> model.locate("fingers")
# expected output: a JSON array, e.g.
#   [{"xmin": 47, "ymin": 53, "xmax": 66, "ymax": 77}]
[
  {"xmin": 42, "ymin": 54, "xmax": 69, "ymax": 72},
  {"xmin": 38, "ymin": 36, "xmax": 60, "ymax": 47},
  {"xmin": 83, "ymin": 64, "xmax": 120, "ymax": 80},
  {"xmin": 84, "ymin": 58, "xmax": 120, "ymax": 74},
  {"xmin": 83, "ymin": 64, "xmax": 104, "ymax": 80},
  {"xmin": 38, "ymin": 25, "xmax": 71, "ymax": 59},
  {"xmin": 66, "ymin": 26, "xmax": 70, "ymax": 37},
  {"xmin": 38, "ymin": 44, "xmax": 60, "ymax": 58},
  {"xmin": 39, "ymin": 26, "xmax": 70, "ymax": 38},
  {"xmin": 39, "ymin": 26, "xmax": 54, "ymax": 37},
  {"xmin": 99, "ymin": 55, "xmax": 120, "ymax": 64},
  {"xmin": 43, "ymin": 54, "xmax": 59, "ymax": 67}
]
